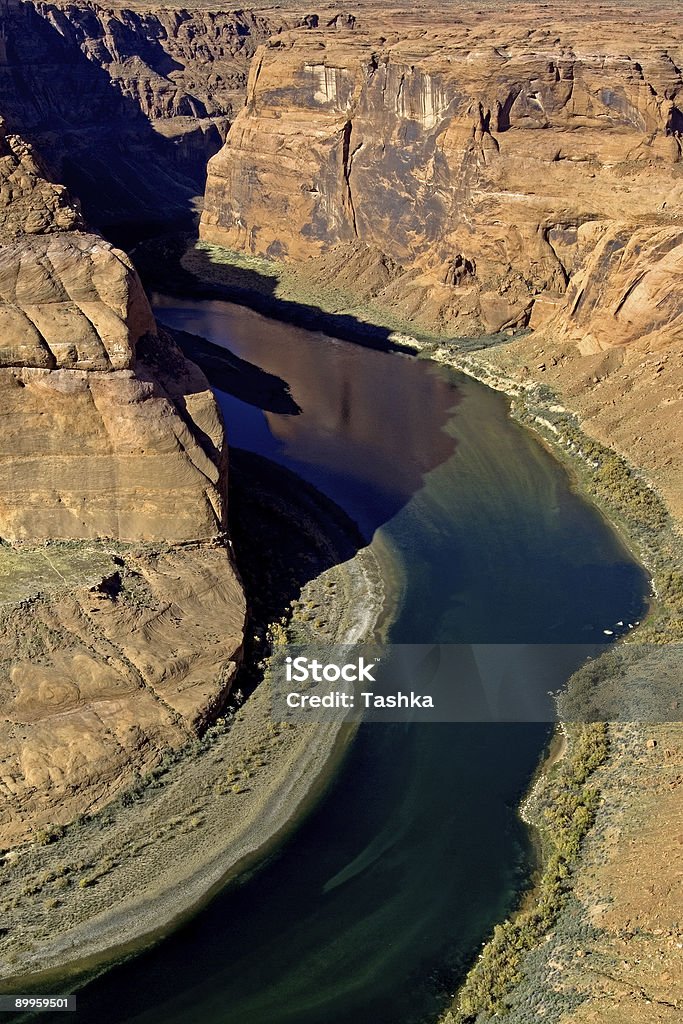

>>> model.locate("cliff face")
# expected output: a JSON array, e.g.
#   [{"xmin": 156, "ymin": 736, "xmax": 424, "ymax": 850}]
[
  {"xmin": 201, "ymin": 6, "xmax": 683, "ymax": 343},
  {"xmin": 0, "ymin": 117, "xmax": 245, "ymax": 844},
  {"xmin": 0, "ymin": 2, "xmax": 310, "ymax": 227},
  {"xmin": 0, "ymin": 117, "xmax": 228, "ymax": 542}
]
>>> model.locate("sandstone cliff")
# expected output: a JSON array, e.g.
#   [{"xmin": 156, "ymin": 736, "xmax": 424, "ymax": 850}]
[
  {"xmin": 199, "ymin": 2, "xmax": 683, "ymax": 518},
  {"xmin": 1, "ymin": 5, "xmax": 682, "ymax": 1017},
  {"xmin": 201, "ymin": 6, "xmax": 683, "ymax": 341},
  {"xmin": 0, "ymin": 116, "xmax": 245, "ymax": 845}
]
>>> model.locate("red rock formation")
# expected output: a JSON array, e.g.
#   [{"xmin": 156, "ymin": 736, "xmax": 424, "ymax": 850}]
[
  {"xmin": 201, "ymin": 5, "xmax": 683, "ymax": 341},
  {"xmin": 0, "ymin": 116, "xmax": 245, "ymax": 843},
  {"xmin": 0, "ymin": 1, "xmax": 313, "ymax": 226}
]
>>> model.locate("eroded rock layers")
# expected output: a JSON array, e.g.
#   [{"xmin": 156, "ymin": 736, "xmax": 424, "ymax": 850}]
[
  {"xmin": 201, "ymin": 5, "xmax": 683, "ymax": 347},
  {"xmin": 0, "ymin": 116, "xmax": 245, "ymax": 844},
  {"xmin": 0, "ymin": 1, "xmax": 311, "ymax": 226}
]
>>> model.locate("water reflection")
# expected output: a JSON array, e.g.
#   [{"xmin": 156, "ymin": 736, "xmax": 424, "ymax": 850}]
[
  {"xmin": 54, "ymin": 297, "xmax": 648, "ymax": 1024},
  {"xmin": 154, "ymin": 296, "xmax": 460, "ymax": 540},
  {"xmin": 154, "ymin": 295, "xmax": 646, "ymax": 645}
]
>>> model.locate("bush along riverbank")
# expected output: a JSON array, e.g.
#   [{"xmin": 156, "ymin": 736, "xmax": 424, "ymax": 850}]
[
  {"xmin": 430, "ymin": 344, "xmax": 683, "ymax": 1023},
  {"xmin": 444, "ymin": 723, "xmax": 608, "ymax": 1022}
]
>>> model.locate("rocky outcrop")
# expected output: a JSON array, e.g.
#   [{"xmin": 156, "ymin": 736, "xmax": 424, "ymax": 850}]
[
  {"xmin": 0, "ymin": 116, "xmax": 245, "ymax": 843},
  {"xmin": 0, "ymin": 1, "xmax": 313, "ymax": 227},
  {"xmin": 0, "ymin": 119, "xmax": 228, "ymax": 542},
  {"xmin": 38, "ymin": 4, "xmax": 285, "ymax": 124},
  {"xmin": 201, "ymin": 6, "xmax": 683, "ymax": 339},
  {"xmin": 0, "ymin": 545, "xmax": 245, "ymax": 844},
  {"xmin": 537, "ymin": 223, "xmax": 683, "ymax": 353},
  {"xmin": 0, "ymin": 118, "xmax": 81, "ymax": 238}
]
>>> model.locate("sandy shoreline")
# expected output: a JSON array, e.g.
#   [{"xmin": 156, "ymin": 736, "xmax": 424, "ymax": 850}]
[
  {"xmin": 135, "ymin": 244, "xmax": 682, "ymax": 1022},
  {"xmin": 2, "ymin": 700, "xmax": 353, "ymax": 988},
  {"xmin": 425, "ymin": 341, "xmax": 683, "ymax": 1023},
  {"xmin": 0, "ymin": 463, "xmax": 396, "ymax": 992}
]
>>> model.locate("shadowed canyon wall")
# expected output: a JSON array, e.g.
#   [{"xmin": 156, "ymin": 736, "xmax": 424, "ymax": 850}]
[{"xmin": 0, "ymin": 1, "xmax": 313, "ymax": 227}]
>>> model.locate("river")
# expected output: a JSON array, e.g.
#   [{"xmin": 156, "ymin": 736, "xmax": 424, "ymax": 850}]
[{"xmin": 56, "ymin": 298, "xmax": 646, "ymax": 1024}]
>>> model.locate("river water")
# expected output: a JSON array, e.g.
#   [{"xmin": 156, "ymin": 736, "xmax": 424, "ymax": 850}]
[{"xmin": 63, "ymin": 298, "xmax": 646, "ymax": 1024}]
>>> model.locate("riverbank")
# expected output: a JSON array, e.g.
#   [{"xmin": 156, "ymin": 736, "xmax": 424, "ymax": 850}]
[
  {"xmin": 130, "ymin": 238, "xmax": 683, "ymax": 1023},
  {"xmin": 130, "ymin": 232, "xmax": 437, "ymax": 351},
  {"xmin": 0, "ymin": 451, "xmax": 395, "ymax": 992},
  {"xmin": 425, "ymin": 343, "xmax": 683, "ymax": 639},
  {"xmin": 130, "ymin": 237, "xmax": 682, "ymax": 589},
  {"xmin": 424, "ymin": 348, "xmax": 683, "ymax": 1021}
]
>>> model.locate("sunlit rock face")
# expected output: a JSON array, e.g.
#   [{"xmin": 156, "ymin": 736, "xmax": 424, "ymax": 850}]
[
  {"xmin": 201, "ymin": 5, "xmax": 683, "ymax": 341},
  {"xmin": 0, "ymin": 117, "xmax": 229, "ymax": 543},
  {"xmin": 0, "ymin": 116, "xmax": 245, "ymax": 843}
]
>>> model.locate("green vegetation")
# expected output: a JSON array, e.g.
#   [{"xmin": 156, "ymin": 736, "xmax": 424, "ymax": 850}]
[
  {"xmin": 659, "ymin": 568, "xmax": 683, "ymax": 616},
  {"xmin": 448, "ymin": 723, "xmax": 609, "ymax": 1022},
  {"xmin": 133, "ymin": 233, "xmax": 435, "ymax": 346},
  {"xmin": 33, "ymin": 825, "xmax": 66, "ymax": 847},
  {"xmin": 521, "ymin": 410, "xmax": 683, "ymax": 642},
  {"xmin": 570, "ymin": 432, "xmax": 666, "ymax": 532}
]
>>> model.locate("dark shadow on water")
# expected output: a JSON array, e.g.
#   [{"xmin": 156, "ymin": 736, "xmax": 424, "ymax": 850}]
[
  {"xmin": 151, "ymin": 292, "xmax": 463, "ymax": 546},
  {"xmin": 166, "ymin": 325, "xmax": 301, "ymax": 416},
  {"xmin": 135, "ymin": 234, "xmax": 420, "ymax": 355},
  {"xmin": 228, "ymin": 447, "xmax": 363, "ymax": 632},
  {"xmin": 131, "ymin": 233, "xmax": 534, "ymax": 360},
  {"xmin": 152, "ymin": 292, "xmax": 648, "ymax": 649}
]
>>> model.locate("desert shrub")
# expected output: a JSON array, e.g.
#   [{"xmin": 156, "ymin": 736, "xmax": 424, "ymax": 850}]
[
  {"xmin": 660, "ymin": 569, "xmax": 683, "ymax": 611},
  {"xmin": 33, "ymin": 825, "xmax": 65, "ymax": 847},
  {"xmin": 450, "ymin": 723, "xmax": 608, "ymax": 1021}
]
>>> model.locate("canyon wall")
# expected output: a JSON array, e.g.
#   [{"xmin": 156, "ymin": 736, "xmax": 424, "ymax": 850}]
[
  {"xmin": 0, "ymin": 1, "xmax": 312, "ymax": 227},
  {"xmin": 0, "ymin": 0, "xmax": 678, "ymax": 842},
  {"xmin": 201, "ymin": 6, "xmax": 683, "ymax": 343},
  {"xmin": 0, "ymin": 3, "xmax": 680, "ymax": 1015},
  {"xmin": 0, "ymin": 115, "xmax": 245, "ymax": 844}
]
